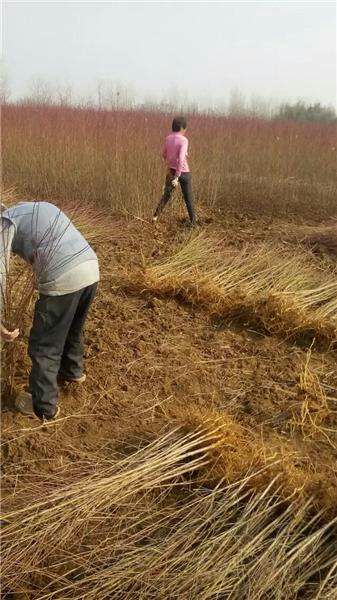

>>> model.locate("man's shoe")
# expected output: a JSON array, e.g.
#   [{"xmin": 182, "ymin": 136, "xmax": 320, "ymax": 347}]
[
  {"xmin": 42, "ymin": 406, "xmax": 60, "ymax": 422},
  {"xmin": 152, "ymin": 216, "xmax": 158, "ymax": 223},
  {"xmin": 15, "ymin": 391, "xmax": 35, "ymax": 417},
  {"xmin": 59, "ymin": 373, "xmax": 86, "ymax": 384},
  {"xmin": 15, "ymin": 391, "xmax": 60, "ymax": 420}
]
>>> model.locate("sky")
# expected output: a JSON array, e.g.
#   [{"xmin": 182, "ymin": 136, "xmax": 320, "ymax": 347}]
[{"xmin": 2, "ymin": 0, "xmax": 337, "ymax": 108}]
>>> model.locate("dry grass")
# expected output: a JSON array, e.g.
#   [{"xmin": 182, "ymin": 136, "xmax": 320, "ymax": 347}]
[
  {"xmin": 3, "ymin": 104, "xmax": 337, "ymax": 220},
  {"xmin": 303, "ymin": 226, "xmax": 337, "ymax": 257},
  {"xmin": 2, "ymin": 213, "xmax": 337, "ymax": 600},
  {"xmin": 2, "ymin": 103, "xmax": 337, "ymax": 598},
  {"xmin": 57, "ymin": 200, "xmax": 121, "ymax": 247},
  {"xmin": 0, "ymin": 258, "xmax": 36, "ymax": 400},
  {"xmin": 0, "ymin": 185, "xmax": 20, "ymax": 207},
  {"xmin": 2, "ymin": 424, "xmax": 337, "ymax": 599},
  {"xmin": 162, "ymin": 404, "xmax": 337, "ymax": 513},
  {"xmin": 286, "ymin": 348, "xmax": 337, "ymax": 454},
  {"xmin": 273, "ymin": 222, "xmax": 337, "ymax": 269},
  {"xmin": 1, "ymin": 189, "xmax": 37, "ymax": 398},
  {"xmin": 0, "ymin": 189, "xmax": 118, "ymax": 247},
  {"xmin": 144, "ymin": 233, "xmax": 337, "ymax": 348}
]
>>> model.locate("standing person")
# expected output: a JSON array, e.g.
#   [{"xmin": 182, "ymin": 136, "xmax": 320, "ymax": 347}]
[
  {"xmin": 0, "ymin": 201, "xmax": 99, "ymax": 421},
  {"xmin": 153, "ymin": 116, "xmax": 196, "ymax": 226}
]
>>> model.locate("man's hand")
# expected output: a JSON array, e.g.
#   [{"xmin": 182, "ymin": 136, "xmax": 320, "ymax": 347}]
[
  {"xmin": 1, "ymin": 324, "xmax": 19, "ymax": 342},
  {"xmin": 171, "ymin": 177, "xmax": 179, "ymax": 188}
]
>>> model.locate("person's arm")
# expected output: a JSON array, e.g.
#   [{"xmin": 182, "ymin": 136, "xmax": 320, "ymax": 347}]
[
  {"xmin": 175, "ymin": 137, "xmax": 188, "ymax": 179},
  {"xmin": 0, "ymin": 220, "xmax": 19, "ymax": 342}
]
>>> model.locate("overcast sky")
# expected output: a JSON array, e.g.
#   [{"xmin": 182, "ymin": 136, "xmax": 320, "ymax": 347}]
[{"xmin": 2, "ymin": 1, "xmax": 337, "ymax": 107}]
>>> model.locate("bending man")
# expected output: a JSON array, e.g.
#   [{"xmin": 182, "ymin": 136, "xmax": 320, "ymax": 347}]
[{"xmin": 1, "ymin": 201, "xmax": 99, "ymax": 421}]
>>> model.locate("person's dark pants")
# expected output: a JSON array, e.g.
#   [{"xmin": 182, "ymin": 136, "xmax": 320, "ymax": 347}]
[
  {"xmin": 28, "ymin": 283, "xmax": 97, "ymax": 419},
  {"xmin": 154, "ymin": 169, "xmax": 196, "ymax": 225}
]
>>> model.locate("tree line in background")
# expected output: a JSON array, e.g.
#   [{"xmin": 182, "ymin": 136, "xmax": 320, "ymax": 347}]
[
  {"xmin": 277, "ymin": 100, "xmax": 336, "ymax": 122},
  {"xmin": 1, "ymin": 73, "xmax": 336, "ymax": 122}
]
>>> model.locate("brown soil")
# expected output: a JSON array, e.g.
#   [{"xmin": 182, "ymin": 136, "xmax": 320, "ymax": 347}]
[{"xmin": 2, "ymin": 208, "xmax": 337, "ymax": 519}]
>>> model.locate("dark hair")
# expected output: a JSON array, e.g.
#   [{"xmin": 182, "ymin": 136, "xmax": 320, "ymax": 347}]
[{"xmin": 172, "ymin": 116, "xmax": 187, "ymax": 132}]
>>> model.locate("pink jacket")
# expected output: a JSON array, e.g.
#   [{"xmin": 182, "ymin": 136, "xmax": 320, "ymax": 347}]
[{"xmin": 162, "ymin": 132, "xmax": 190, "ymax": 177}]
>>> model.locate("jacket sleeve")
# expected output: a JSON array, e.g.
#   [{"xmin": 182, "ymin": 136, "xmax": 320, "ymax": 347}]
[{"xmin": 175, "ymin": 138, "xmax": 188, "ymax": 178}]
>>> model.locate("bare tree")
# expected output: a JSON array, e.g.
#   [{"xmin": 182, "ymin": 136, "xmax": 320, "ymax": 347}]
[
  {"xmin": 228, "ymin": 87, "xmax": 246, "ymax": 117},
  {"xmin": 96, "ymin": 79, "xmax": 136, "ymax": 110},
  {"xmin": 163, "ymin": 84, "xmax": 192, "ymax": 113},
  {"xmin": 249, "ymin": 94, "xmax": 275, "ymax": 119},
  {"xmin": 0, "ymin": 67, "xmax": 11, "ymax": 104},
  {"xmin": 22, "ymin": 76, "xmax": 55, "ymax": 105},
  {"xmin": 56, "ymin": 83, "xmax": 73, "ymax": 106}
]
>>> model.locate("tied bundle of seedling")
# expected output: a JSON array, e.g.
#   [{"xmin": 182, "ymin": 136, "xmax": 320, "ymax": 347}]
[
  {"xmin": 144, "ymin": 233, "xmax": 337, "ymax": 349},
  {"xmin": 2, "ymin": 422, "xmax": 337, "ymax": 599}
]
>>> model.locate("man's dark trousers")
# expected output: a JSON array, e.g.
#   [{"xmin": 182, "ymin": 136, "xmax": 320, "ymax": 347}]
[
  {"xmin": 154, "ymin": 169, "xmax": 196, "ymax": 224},
  {"xmin": 28, "ymin": 283, "xmax": 97, "ymax": 419}
]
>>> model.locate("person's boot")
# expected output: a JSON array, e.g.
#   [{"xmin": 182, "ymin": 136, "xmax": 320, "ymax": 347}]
[
  {"xmin": 15, "ymin": 391, "xmax": 60, "ymax": 420},
  {"xmin": 42, "ymin": 407, "xmax": 60, "ymax": 422},
  {"xmin": 15, "ymin": 391, "xmax": 35, "ymax": 417},
  {"xmin": 58, "ymin": 373, "xmax": 86, "ymax": 384}
]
